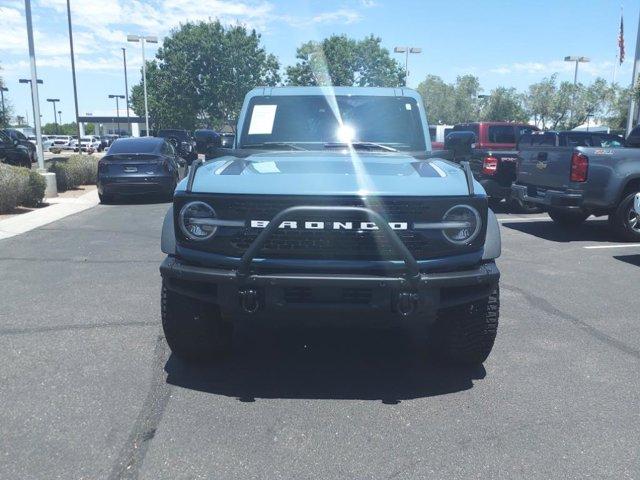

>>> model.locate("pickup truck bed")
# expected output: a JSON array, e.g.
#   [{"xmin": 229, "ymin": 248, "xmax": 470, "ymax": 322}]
[{"xmin": 513, "ymin": 144, "xmax": 640, "ymax": 240}]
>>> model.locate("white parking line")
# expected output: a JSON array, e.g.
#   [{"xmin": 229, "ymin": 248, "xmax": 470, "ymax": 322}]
[
  {"xmin": 584, "ymin": 244, "xmax": 640, "ymax": 250},
  {"xmin": 497, "ymin": 216, "xmax": 551, "ymax": 223}
]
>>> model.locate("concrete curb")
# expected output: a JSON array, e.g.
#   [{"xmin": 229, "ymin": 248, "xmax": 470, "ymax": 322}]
[{"xmin": 0, "ymin": 189, "xmax": 100, "ymax": 240}]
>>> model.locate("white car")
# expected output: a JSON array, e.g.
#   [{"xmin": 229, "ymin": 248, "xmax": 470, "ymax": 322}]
[{"xmin": 29, "ymin": 135, "xmax": 55, "ymax": 151}]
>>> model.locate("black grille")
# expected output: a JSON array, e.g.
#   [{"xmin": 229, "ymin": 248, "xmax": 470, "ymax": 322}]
[{"xmin": 175, "ymin": 194, "xmax": 487, "ymax": 261}]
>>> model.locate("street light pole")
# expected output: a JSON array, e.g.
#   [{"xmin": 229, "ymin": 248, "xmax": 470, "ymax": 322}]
[
  {"xmin": 626, "ymin": 8, "xmax": 640, "ymax": 135},
  {"xmin": 127, "ymin": 34, "xmax": 158, "ymax": 136},
  {"xmin": 564, "ymin": 56, "xmax": 590, "ymax": 126},
  {"xmin": 24, "ymin": 0, "xmax": 44, "ymax": 169},
  {"xmin": 394, "ymin": 46, "xmax": 422, "ymax": 87},
  {"xmin": 58, "ymin": 110, "xmax": 62, "ymax": 125},
  {"xmin": 66, "ymin": 0, "xmax": 82, "ymax": 152},
  {"xmin": 108, "ymin": 95, "xmax": 125, "ymax": 135},
  {"xmin": 46, "ymin": 98, "xmax": 60, "ymax": 133},
  {"xmin": 122, "ymin": 48, "xmax": 131, "ymax": 136},
  {"xmin": 0, "ymin": 87, "xmax": 7, "ymax": 127}
]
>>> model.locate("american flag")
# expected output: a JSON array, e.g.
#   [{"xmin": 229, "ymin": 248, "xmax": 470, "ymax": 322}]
[{"xmin": 619, "ymin": 13, "xmax": 625, "ymax": 65}]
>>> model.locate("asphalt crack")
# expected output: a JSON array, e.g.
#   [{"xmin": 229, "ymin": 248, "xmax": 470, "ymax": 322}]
[
  {"xmin": 503, "ymin": 283, "xmax": 640, "ymax": 360},
  {"xmin": 108, "ymin": 335, "xmax": 172, "ymax": 480}
]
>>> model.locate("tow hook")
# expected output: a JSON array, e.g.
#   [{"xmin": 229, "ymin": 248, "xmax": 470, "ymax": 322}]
[
  {"xmin": 239, "ymin": 288, "xmax": 260, "ymax": 314},
  {"xmin": 397, "ymin": 291, "xmax": 419, "ymax": 317}
]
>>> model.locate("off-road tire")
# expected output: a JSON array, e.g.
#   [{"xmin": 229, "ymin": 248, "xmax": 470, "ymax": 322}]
[
  {"xmin": 548, "ymin": 208, "xmax": 589, "ymax": 227},
  {"xmin": 161, "ymin": 280, "xmax": 233, "ymax": 362},
  {"xmin": 609, "ymin": 192, "xmax": 640, "ymax": 242},
  {"xmin": 429, "ymin": 288, "xmax": 499, "ymax": 365}
]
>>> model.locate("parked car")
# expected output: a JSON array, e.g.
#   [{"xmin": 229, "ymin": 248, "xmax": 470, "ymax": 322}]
[
  {"xmin": 28, "ymin": 134, "xmax": 55, "ymax": 152},
  {"xmin": 97, "ymin": 136, "xmax": 186, "ymax": 203},
  {"xmin": 0, "ymin": 130, "xmax": 31, "ymax": 168},
  {"xmin": 159, "ymin": 86, "xmax": 502, "ymax": 366},
  {"xmin": 512, "ymin": 126, "xmax": 640, "ymax": 241},
  {"xmin": 194, "ymin": 129, "xmax": 221, "ymax": 155},
  {"xmin": 156, "ymin": 129, "xmax": 198, "ymax": 163},
  {"xmin": 445, "ymin": 122, "xmax": 539, "ymax": 210},
  {"xmin": 102, "ymin": 135, "xmax": 120, "ymax": 148},
  {"xmin": 71, "ymin": 136, "xmax": 102, "ymax": 153},
  {"xmin": 2, "ymin": 129, "xmax": 37, "ymax": 163}
]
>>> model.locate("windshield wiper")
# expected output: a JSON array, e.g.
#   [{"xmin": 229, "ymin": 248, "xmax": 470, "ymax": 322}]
[
  {"xmin": 243, "ymin": 142, "xmax": 307, "ymax": 151},
  {"xmin": 324, "ymin": 142, "xmax": 398, "ymax": 152}
]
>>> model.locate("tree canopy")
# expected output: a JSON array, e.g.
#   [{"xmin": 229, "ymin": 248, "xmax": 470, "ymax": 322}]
[
  {"xmin": 286, "ymin": 35, "xmax": 404, "ymax": 87},
  {"xmin": 130, "ymin": 20, "xmax": 279, "ymax": 131}
]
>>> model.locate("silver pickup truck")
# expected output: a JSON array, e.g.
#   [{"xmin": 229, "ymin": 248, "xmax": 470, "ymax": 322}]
[{"xmin": 512, "ymin": 128, "xmax": 640, "ymax": 241}]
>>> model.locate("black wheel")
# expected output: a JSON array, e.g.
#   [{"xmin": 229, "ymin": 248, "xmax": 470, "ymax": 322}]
[
  {"xmin": 509, "ymin": 198, "xmax": 542, "ymax": 214},
  {"xmin": 548, "ymin": 208, "xmax": 589, "ymax": 227},
  {"xmin": 161, "ymin": 279, "xmax": 233, "ymax": 362},
  {"xmin": 428, "ymin": 288, "xmax": 499, "ymax": 365},
  {"xmin": 609, "ymin": 192, "xmax": 640, "ymax": 242},
  {"xmin": 98, "ymin": 192, "xmax": 114, "ymax": 204}
]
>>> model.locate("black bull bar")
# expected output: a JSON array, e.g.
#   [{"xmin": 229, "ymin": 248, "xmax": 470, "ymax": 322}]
[{"xmin": 162, "ymin": 205, "xmax": 499, "ymax": 316}]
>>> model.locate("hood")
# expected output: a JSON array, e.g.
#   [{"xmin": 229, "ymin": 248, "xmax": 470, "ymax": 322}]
[{"xmin": 181, "ymin": 151, "xmax": 481, "ymax": 197}]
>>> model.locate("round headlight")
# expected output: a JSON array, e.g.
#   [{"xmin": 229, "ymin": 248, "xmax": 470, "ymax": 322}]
[
  {"xmin": 179, "ymin": 201, "xmax": 217, "ymax": 241},
  {"xmin": 441, "ymin": 205, "xmax": 481, "ymax": 245}
]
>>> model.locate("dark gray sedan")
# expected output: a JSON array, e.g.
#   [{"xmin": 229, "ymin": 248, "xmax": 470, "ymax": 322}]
[{"xmin": 97, "ymin": 137, "xmax": 185, "ymax": 203}]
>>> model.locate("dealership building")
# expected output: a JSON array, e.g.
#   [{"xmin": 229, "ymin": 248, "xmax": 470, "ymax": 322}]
[{"xmin": 78, "ymin": 112, "xmax": 147, "ymax": 137}]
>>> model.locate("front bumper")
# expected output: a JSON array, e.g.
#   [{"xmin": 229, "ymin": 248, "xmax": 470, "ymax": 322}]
[
  {"xmin": 512, "ymin": 184, "xmax": 584, "ymax": 208},
  {"xmin": 161, "ymin": 255, "xmax": 500, "ymax": 317}
]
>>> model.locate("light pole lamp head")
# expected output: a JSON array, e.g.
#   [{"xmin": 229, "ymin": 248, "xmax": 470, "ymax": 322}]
[
  {"xmin": 409, "ymin": 47, "xmax": 422, "ymax": 54},
  {"xmin": 145, "ymin": 36, "xmax": 158, "ymax": 44},
  {"xmin": 127, "ymin": 34, "xmax": 141, "ymax": 42},
  {"xmin": 109, "ymin": 94, "xmax": 125, "ymax": 99},
  {"xmin": 564, "ymin": 56, "xmax": 590, "ymax": 63},
  {"xmin": 394, "ymin": 46, "xmax": 407, "ymax": 53},
  {"xmin": 0, "ymin": 86, "xmax": 7, "ymax": 92},
  {"xmin": 46, "ymin": 98, "xmax": 60, "ymax": 102}
]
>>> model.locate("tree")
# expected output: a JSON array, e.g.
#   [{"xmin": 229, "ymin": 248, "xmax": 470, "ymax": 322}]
[
  {"xmin": 480, "ymin": 87, "xmax": 527, "ymax": 122},
  {"xmin": 130, "ymin": 20, "xmax": 280, "ymax": 131},
  {"xmin": 286, "ymin": 35, "xmax": 404, "ymax": 87},
  {"xmin": 0, "ymin": 65, "xmax": 13, "ymax": 128},
  {"xmin": 42, "ymin": 122, "xmax": 80, "ymax": 135},
  {"xmin": 416, "ymin": 75, "xmax": 454, "ymax": 124},
  {"xmin": 415, "ymin": 74, "xmax": 481, "ymax": 124}
]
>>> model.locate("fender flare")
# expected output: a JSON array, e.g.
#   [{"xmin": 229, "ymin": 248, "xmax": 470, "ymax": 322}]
[
  {"xmin": 482, "ymin": 208, "xmax": 501, "ymax": 260},
  {"xmin": 160, "ymin": 206, "xmax": 176, "ymax": 255}
]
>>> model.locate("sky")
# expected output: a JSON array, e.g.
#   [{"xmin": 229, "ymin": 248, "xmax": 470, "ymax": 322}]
[{"xmin": 0, "ymin": 0, "xmax": 638, "ymax": 126}]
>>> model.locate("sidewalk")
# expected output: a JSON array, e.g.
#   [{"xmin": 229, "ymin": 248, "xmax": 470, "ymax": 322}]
[{"xmin": 0, "ymin": 189, "xmax": 100, "ymax": 240}]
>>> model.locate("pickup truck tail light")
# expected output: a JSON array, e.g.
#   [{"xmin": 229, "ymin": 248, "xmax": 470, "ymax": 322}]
[
  {"xmin": 570, "ymin": 152, "xmax": 588, "ymax": 182},
  {"xmin": 482, "ymin": 156, "xmax": 498, "ymax": 175}
]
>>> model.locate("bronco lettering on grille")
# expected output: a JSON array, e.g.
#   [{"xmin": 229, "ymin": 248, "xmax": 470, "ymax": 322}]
[{"xmin": 250, "ymin": 220, "xmax": 408, "ymax": 230}]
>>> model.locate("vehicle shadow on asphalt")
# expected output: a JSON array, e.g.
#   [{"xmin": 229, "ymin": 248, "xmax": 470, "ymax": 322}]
[
  {"xmin": 164, "ymin": 326, "xmax": 486, "ymax": 403},
  {"xmin": 501, "ymin": 218, "xmax": 615, "ymax": 243},
  {"xmin": 614, "ymin": 255, "xmax": 640, "ymax": 267}
]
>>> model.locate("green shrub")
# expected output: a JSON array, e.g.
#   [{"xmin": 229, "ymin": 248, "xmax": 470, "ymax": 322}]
[
  {"xmin": 0, "ymin": 164, "xmax": 43, "ymax": 213},
  {"xmin": 47, "ymin": 154, "xmax": 99, "ymax": 191},
  {"xmin": 21, "ymin": 170, "xmax": 47, "ymax": 207}
]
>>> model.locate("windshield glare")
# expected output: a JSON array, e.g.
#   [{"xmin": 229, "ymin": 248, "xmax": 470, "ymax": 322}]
[{"xmin": 240, "ymin": 95, "xmax": 426, "ymax": 151}]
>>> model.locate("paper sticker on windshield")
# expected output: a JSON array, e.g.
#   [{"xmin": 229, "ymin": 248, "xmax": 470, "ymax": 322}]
[{"xmin": 248, "ymin": 105, "xmax": 277, "ymax": 135}]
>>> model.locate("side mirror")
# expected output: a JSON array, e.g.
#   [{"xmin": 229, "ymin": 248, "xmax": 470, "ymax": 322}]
[
  {"xmin": 13, "ymin": 139, "xmax": 19, "ymax": 146},
  {"xmin": 444, "ymin": 131, "xmax": 475, "ymax": 158},
  {"xmin": 220, "ymin": 135, "xmax": 235, "ymax": 148}
]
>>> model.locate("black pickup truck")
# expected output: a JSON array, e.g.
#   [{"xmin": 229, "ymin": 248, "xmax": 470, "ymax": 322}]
[{"xmin": 512, "ymin": 128, "xmax": 640, "ymax": 241}]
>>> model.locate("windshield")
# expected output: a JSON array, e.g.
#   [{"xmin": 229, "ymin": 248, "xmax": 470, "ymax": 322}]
[{"xmin": 239, "ymin": 95, "xmax": 426, "ymax": 151}]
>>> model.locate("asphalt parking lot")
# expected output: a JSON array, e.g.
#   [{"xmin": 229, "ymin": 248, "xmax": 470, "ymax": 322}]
[{"xmin": 0, "ymin": 201, "xmax": 639, "ymax": 479}]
